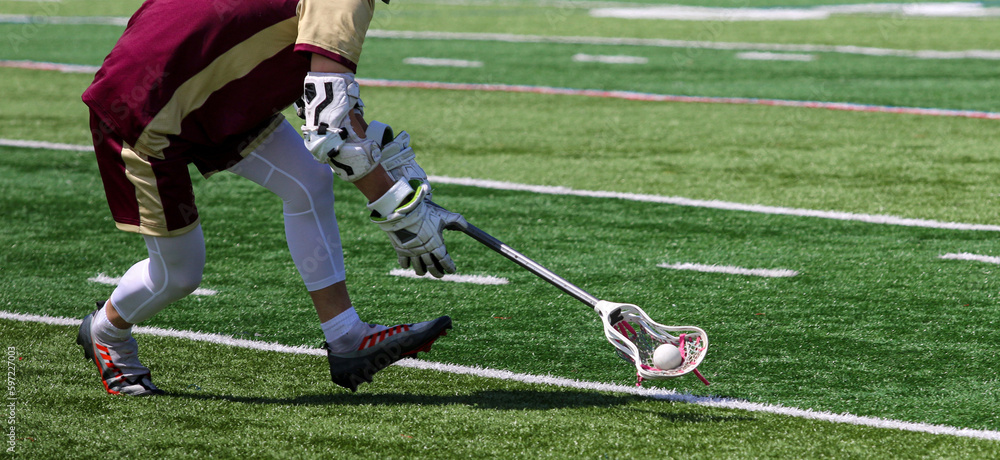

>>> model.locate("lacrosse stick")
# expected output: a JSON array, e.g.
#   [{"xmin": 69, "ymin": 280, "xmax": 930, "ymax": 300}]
[{"xmin": 440, "ymin": 209, "xmax": 710, "ymax": 386}]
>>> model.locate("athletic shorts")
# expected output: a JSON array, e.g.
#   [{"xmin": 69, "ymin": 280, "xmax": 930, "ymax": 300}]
[{"xmin": 90, "ymin": 110, "xmax": 283, "ymax": 236}]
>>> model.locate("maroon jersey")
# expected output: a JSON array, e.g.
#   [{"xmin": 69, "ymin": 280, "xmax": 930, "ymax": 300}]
[
  {"xmin": 83, "ymin": 0, "xmax": 370, "ymax": 173},
  {"xmin": 85, "ymin": 0, "xmax": 375, "ymax": 235}
]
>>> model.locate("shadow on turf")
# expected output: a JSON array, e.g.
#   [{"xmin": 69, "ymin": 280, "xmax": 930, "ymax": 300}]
[{"xmin": 162, "ymin": 390, "xmax": 752, "ymax": 422}]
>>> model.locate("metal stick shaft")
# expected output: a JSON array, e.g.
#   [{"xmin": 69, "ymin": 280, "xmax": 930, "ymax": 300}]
[{"xmin": 449, "ymin": 221, "xmax": 600, "ymax": 309}]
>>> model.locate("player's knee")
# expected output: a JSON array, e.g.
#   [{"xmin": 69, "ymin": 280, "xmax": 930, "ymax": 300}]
[
  {"xmin": 157, "ymin": 246, "xmax": 205, "ymax": 298},
  {"xmin": 280, "ymin": 165, "xmax": 334, "ymax": 214},
  {"xmin": 305, "ymin": 165, "xmax": 334, "ymax": 197},
  {"xmin": 168, "ymin": 265, "xmax": 204, "ymax": 297}
]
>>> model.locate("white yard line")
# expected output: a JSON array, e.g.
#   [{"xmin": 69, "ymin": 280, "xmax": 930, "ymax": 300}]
[
  {"xmin": 736, "ymin": 51, "xmax": 816, "ymax": 62},
  {"xmin": 572, "ymin": 53, "xmax": 649, "ymax": 64},
  {"xmin": 0, "ymin": 60, "xmax": 100, "ymax": 73},
  {"xmin": 428, "ymin": 176, "xmax": 1000, "ymax": 232},
  {"xmin": 14, "ymin": 21, "xmax": 996, "ymax": 60},
  {"xmin": 0, "ymin": 14, "xmax": 127, "ymax": 25},
  {"xmin": 3, "ymin": 309, "xmax": 998, "ymax": 441},
  {"xmin": 591, "ymin": 6, "xmax": 832, "ymax": 21},
  {"xmin": 2, "ymin": 10, "xmax": 999, "ymax": 57},
  {"xmin": 367, "ymin": 29, "xmax": 1000, "ymax": 61},
  {"xmin": 590, "ymin": 3, "xmax": 1000, "ymax": 21},
  {"xmin": 403, "ymin": 57, "xmax": 484, "ymax": 68},
  {"xmin": 357, "ymin": 79, "xmax": 1000, "ymax": 120},
  {"xmin": 939, "ymin": 253, "xmax": 1000, "ymax": 264},
  {"xmin": 0, "ymin": 138, "xmax": 91, "ymax": 151},
  {"xmin": 411, "ymin": 0, "xmax": 1000, "ymax": 17},
  {"xmin": 389, "ymin": 268, "xmax": 509, "ymax": 284},
  {"xmin": 6, "ymin": 55, "xmax": 1000, "ymax": 118},
  {"xmin": 3, "ymin": 137, "xmax": 999, "ymax": 232},
  {"xmin": 658, "ymin": 263, "xmax": 799, "ymax": 278}
]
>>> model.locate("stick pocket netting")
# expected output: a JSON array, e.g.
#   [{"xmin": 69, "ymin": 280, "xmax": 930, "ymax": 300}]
[{"xmin": 595, "ymin": 300, "xmax": 709, "ymax": 385}]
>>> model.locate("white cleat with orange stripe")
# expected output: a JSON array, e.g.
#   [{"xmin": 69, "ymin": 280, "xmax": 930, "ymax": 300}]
[
  {"xmin": 324, "ymin": 316, "xmax": 452, "ymax": 392},
  {"xmin": 77, "ymin": 304, "xmax": 164, "ymax": 396}
]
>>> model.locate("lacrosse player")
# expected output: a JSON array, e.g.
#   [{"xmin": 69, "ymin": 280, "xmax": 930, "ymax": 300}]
[{"xmin": 77, "ymin": 0, "xmax": 460, "ymax": 395}]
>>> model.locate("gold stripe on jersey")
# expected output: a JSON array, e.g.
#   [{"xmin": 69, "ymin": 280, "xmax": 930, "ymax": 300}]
[
  {"xmin": 296, "ymin": 0, "xmax": 374, "ymax": 66},
  {"xmin": 134, "ymin": 17, "xmax": 300, "ymax": 158},
  {"xmin": 121, "ymin": 144, "xmax": 164, "ymax": 233},
  {"xmin": 117, "ymin": 144, "xmax": 171, "ymax": 236},
  {"xmin": 117, "ymin": 143, "xmax": 199, "ymax": 237}
]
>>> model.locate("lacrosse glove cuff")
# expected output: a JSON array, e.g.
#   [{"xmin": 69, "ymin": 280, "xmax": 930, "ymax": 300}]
[
  {"xmin": 369, "ymin": 179, "xmax": 465, "ymax": 278},
  {"xmin": 365, "ymin": 121, "xmax": 429, "ymax": 187}
]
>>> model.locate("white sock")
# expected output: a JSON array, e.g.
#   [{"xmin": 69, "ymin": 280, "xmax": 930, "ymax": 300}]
[
  {"xmin": 321, "ymin": 307, "xmax": 363, "ymax": 343},
  {"xmin": 321, "ymin": 307, "xmax": 387, "ymax": 353},
  {"xmin": 92, "ymin": 305, "xmax": 133, "ymax": 343}
]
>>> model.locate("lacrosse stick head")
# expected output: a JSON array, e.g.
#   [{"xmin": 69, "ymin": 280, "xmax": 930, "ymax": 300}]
[{"xmin": 594, "ymin": 300, "xmax": 708, "ymax": 382}]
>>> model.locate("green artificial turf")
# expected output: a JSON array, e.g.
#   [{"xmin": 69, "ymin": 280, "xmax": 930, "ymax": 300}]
[
  {"xmin": 0, "ymin": 0, "xmax": 140, "ymax": 16},
  {"xmin": 369, "ymin": 2, "xmax": 1000, "ymax": 51},
  {"xmin": 0, "ymin": 23, "xmax": 123, "ymax": 65},
  {"xmin": 3, "ymin": 0, "xmax": 1000, "ymax": 455},
  {"xmin": 5, "ymin": 320, "xmax": 1000, "ymax": 459},
  {"xmin": 4, "ymin": 21, "xmax": 1000, "ymax": 111},
  {"xmin": 4, "ymin": 66, "xmax": 1000, "ymax": 225},
  {"xmin": 4, "ymin": 141, "xmax": 1000, "ymax": 429},
  {"xmin": 359, "ymin": 37, "xmax": 1000, "ymax": 112},
  {"xmin": 365, "ymin": 87, "xmax": 1000, "ymax": 225}
]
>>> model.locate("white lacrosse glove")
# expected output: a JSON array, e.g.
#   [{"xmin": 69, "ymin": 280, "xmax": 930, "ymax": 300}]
[
  {"xmin": 365, "ymin": 121, "xmax": 428, "ymax": 185},
  {"xmin": 298, "ymin": 72, "xmax": 381, "ymax": 182},
  {"xmin": 368, "ymin": 179, "xmax": 466, "ymax": 278}
]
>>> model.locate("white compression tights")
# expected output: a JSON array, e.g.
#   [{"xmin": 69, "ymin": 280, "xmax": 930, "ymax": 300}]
[
  {"xmin": 110, "ymin": 225, "xmax": 206, "ymax": 324},
  {"xmin": 110, "ymin": 121, "xmax": 346, "ymax": 324}
]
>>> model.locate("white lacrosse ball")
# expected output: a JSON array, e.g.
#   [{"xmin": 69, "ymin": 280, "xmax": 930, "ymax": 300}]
[{"xmin": 653, "ymin": 344, "xmax": 683, "ymax": 369}]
